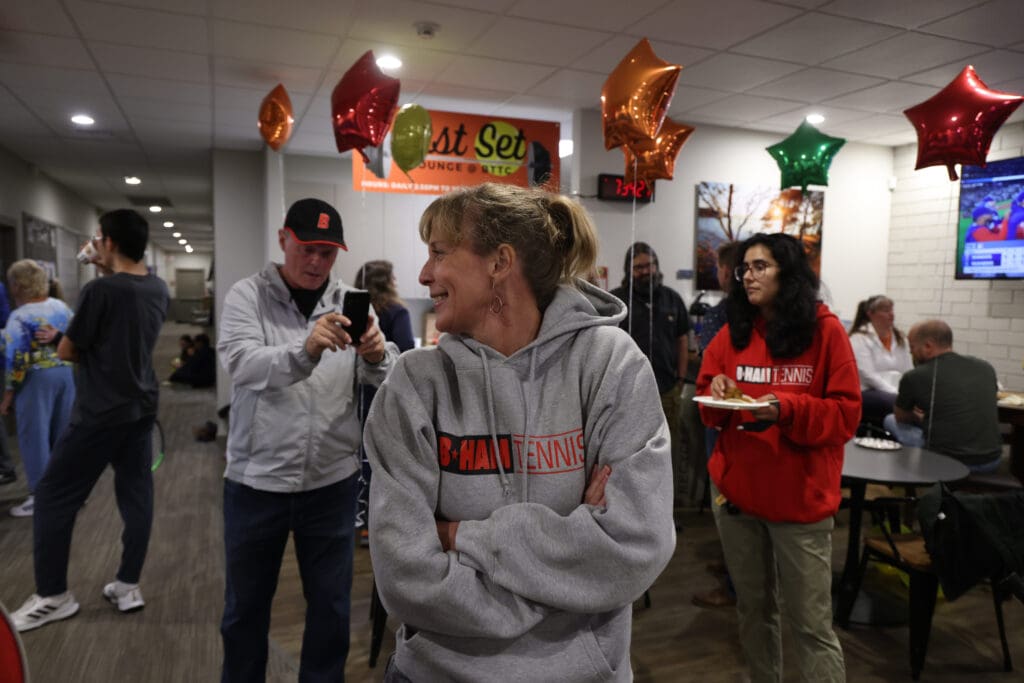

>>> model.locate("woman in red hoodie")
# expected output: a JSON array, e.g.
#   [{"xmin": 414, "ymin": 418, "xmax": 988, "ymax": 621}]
[{"xmin": 698, "ymin": 233, "xmax": 860, "ymax": 683}]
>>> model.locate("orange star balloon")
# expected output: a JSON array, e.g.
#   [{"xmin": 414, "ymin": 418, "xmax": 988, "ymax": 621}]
[
  {"xmin": 904, "ymin": 65, "xmax": 1022, "ymax": 181},
  {"xmin": 257, "ymin": 84, "xmax": 294, "ymax": 151},
  {"xmin": 624, "ymin": 118, "xmax": 695, "ymax": 184},
  {"xmin": 602, "ymin": 38, "xmax": 681, "ymax": 151}
]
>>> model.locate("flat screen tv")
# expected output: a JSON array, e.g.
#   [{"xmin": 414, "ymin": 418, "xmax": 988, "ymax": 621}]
[{"xmin": 956, "ymin": 155, "xmax": 1024, "ymax": 279}]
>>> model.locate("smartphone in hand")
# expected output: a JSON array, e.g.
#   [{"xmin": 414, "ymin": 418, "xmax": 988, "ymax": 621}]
[{"xmin": 342, "ymin": 290, "xmax": 371, "ymax": 343}]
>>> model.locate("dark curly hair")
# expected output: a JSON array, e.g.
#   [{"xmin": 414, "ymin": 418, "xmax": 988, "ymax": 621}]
[{"xmin": 726, "ymin": 233, "xmax": 819, "ymax": 358}]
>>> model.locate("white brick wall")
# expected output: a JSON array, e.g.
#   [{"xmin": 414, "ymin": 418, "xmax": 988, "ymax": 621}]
[{"xmin": 887, "ymin": 120, "xmax": 1024, "ymax": 389}]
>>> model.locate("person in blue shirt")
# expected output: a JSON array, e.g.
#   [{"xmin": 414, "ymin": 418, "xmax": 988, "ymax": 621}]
[
  {"xmin": 0, "ymin": 280, "xmax": 15, "ymax": 486},
  {"xmin": 1, "ymin": 260, "xmax": 75, "ymax": 517}
]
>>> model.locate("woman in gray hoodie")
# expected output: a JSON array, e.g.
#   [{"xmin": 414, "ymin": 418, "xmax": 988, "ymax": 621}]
[{"xmin": 365, "ymin": 183, "xmax": 676, "ymax": 682}]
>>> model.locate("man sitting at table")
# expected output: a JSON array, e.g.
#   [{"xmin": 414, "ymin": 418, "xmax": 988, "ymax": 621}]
[{"xmin": 883, "ymin": 319, "xmax": 1003, "ymax": 473}]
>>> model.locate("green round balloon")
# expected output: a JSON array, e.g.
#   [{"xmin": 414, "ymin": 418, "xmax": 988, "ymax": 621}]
[
  {"xmin": 766, "ymin": 121, "xmax": 845, "ymax": 193},
  {"xmin": 390, "ymin": 104, "xmax": 432, "ymax": 174}
]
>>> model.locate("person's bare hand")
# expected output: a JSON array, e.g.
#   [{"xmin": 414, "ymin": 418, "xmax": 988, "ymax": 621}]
[
  {"xmin": 708, "ymin": 374, "xmax": 737, "ymax": 401},
  {"xmin": 355, "ymin": 314, "xmax": 386, "ymax": 364},
  {"xmin": 35, "ymin": 325, "xmax": 59, "ymax": 345},
  {"xmin": 304, "ymin": 312, "xmax": 351, "ymax": 361},
  {"xmin": 584, "ymin": 464, "xmax": 611, "ymax": 507},
  {"xmin": 436, "ymin": 520, "xmax": 459, "ymax": 551}
]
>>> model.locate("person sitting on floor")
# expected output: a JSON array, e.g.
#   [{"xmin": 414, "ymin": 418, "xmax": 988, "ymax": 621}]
[
  {"xmin": 884, "ymin": 319, "xmax": 1003, "ymax": 473},
  {"xmin": 168, "ymin": 333, "xmax": 215, "ymax": 388}
]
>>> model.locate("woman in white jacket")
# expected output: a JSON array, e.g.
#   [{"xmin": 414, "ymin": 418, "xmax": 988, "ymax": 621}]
[{"xmin": 847, "ymin": 294, "xmax": 912, "ymax": 425}]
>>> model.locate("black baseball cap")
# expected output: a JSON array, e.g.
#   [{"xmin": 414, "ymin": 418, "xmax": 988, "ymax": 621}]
[{"xmin": 283, "ymin": 198, "xmax": 347, "ymax": 250}]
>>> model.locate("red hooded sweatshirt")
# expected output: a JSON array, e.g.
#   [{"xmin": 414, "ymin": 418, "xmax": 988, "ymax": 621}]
[{"xmin": 697, "ymin": 303, "xmax": 861, "ymax": 523}]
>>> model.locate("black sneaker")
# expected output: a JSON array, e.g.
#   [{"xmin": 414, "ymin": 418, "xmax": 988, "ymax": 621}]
[{"xmin": 0, "ymin": 470, "xmax": 15, "ymax": 485}]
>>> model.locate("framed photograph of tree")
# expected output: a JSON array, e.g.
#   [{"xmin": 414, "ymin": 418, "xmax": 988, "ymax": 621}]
[{"xmin": 694, "ymin": 182, "xmax": 824, "ymax": 291}]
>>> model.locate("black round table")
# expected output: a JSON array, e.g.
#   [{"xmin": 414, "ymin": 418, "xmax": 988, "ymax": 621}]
[{"xmin": 834, "ymin": 441, "xmax": 969, "ymax": 626}]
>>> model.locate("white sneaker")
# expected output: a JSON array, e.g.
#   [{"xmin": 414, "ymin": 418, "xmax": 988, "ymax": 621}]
[
  {"xmin": 9, "ymin": 495, "xmax": 34, "ymax": 517},
  {"xmin": 103, "ymin": 581, "xmax": 145, "ymax": 613},
  {"xmin": 12, "ymin": 592, "xmax": 80, "ymax": 632}
]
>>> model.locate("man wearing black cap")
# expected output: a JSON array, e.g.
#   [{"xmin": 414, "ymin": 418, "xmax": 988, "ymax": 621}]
[{"xmin": 217, "ymin": 198, "xmax": 398, "ymax": 682}]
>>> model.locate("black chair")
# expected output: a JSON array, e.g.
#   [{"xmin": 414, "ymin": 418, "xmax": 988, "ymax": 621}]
[{"xmin": 840, "ymin": 489, "xmax": 1023, "ymax": 680}]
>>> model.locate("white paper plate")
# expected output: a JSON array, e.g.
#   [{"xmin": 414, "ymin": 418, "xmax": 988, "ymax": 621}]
[
  {"xmin": 693, "ymin": 396, "xmax": 771, "ymax": 410},
  {"xmin": 853, "ymin": 437, "xmax": 902, "ymax": 451}
]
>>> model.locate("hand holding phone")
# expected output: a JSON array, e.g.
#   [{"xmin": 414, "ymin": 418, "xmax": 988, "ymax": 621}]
[{"xmin": 342, "ymin": 290, "xmax": 371, "ymax": 343}]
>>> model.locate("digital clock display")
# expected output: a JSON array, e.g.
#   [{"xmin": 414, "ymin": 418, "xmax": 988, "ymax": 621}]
[{"xmin": 597, "ymin": 174, "xmax": 655, "ymax": 202}]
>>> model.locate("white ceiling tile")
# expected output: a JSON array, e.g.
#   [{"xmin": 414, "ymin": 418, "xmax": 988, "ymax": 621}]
[
  {"xmin": 329, "ymin": 42, "xmax": 455, "ymax": 86},
  {"xmin": 676, "ymin": 53, "xmax": 804, "ymax": 91},
  {"xmin": 485, "ymin": 97, "xmax": 568, "ymax": 126},
  {"xmin": 121, "ymin": 98, "xmax": 211, "ymax": 124},
  {"xmin": 0, "ymin": 0, "xmax": 77, "ymax": 35},
  {"xmin": 507, "ymin": 0, "xmax": 667, "ymax": 32},
  {"xmin": 868, "ymin": 130, "xmax": 921, "ymax": 146},
  {"xmin": 465, "ymin": 16, "xmax": 610, "ymax": 66},
  {"xmin": 210, "ymin": 0, "xmax": 357, "ymax": 34},
  {"xmin": 921, "ymin": 0, "xmax": 1024, "ymax": 49},
  {"xmin": 818, "ymin": 0, "xmax": 989, "ymax": 29},
  {"xmin": 66, "ymin": 0, "xmax": 209, "ymax": 53},
  {"xmin": 904, "ymin": 50, "xmax": 1024, "ymax": 89},
  {"xmin": 213, "ymin": 58, "xmax": 325, "ymax": 95},
  {"xmin": 747, "ymin": 68, "xmax": 884, "ymax": 102},
  {"xmin": 211, "ymin": 20, "xmax": 339, "ymax": 67},
  {"xmin": 0, "ymin": 63, "xmax": 105, "ymax": 95},
  {"xmin": 92, "ymin": 0, "xmax": 210, "ymax": 16},
  {"xmin": 524, "ymin": 69, "xmax": 606, "ymax": 107},
  {"xmin": 686, "ymin": 93, "xmax": 805, "ymax": 123},
  {"xmin": 822, "ymin": 32, "xmax": 987, "ymax": 79},
  {"xmin": 570, "ymin": 36, "xmax": 713, "ymax": 75},
  {"xmin": 0, "ymin": 30, "xmax": 91, "ymax": 68},
  {"xmin": 823, "ymin": 81, "xmax": 939, "ymax": 113},
  {"xmin": 755, "ymin": 105, "xmax": 874, "ymax": 130},
  {"xmin": 213, "ymin": 85, "xmax": 311, "ymax": 115},
  {"xmin": 437, "ymin": 55, "xmax": 554, "ymax": 94},
  {"xmin": 91, "ymin": 43, "xmax": 211, "ymax": 83},
  {"xmin": 107, "ymin": 75, "xmax": 211, "ymax": 105},
  {"xmin": 625, "ymin": 0, "xmax": 802, "ymax": 50},
  {"xmin": 734, "ymin": 13, "xmax": 901, "ymax": 64},
  {"xmin": 828, "ymin": 113, "xmax": 912, "ymax": 137},
  {"xmin": 666, "ymin": 85, "xmax": 733, "ymax": 115},
  {"xmin": 347, "ymin": 1, "xmax": 500, "ymax": 52}
]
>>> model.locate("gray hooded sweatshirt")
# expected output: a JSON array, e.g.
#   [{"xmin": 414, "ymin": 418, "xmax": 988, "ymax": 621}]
[{"xmin": 365, "ymin": 281, "xmax": 675, "ymax": 682}]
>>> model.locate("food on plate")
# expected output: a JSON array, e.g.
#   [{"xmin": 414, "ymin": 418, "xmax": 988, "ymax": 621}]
[{"xmin": 723, "ymin": 386, "xmax": 754, "ymax": 403}]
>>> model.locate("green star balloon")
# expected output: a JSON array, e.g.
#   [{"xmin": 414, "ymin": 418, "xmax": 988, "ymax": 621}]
[{"xmin": 766, "ymin": 121, "xmax": 846, "ymax": 193}]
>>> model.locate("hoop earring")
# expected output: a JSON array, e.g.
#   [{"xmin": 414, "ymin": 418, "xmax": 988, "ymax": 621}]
[{"xmin": 489, "ymin": 292, "xmax": 505, "ymax": 315}]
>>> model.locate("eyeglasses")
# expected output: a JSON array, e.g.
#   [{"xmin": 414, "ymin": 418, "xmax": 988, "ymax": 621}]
[{"xmin": 734, "ymin": 260, "xmax": 777, "ymax": 281}]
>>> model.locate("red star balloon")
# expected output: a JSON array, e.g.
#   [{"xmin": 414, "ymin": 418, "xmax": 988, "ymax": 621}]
[
  {"xmin": 623, "ymin": 118, "xmax": 695, "ymax": 184},
  {"xmin": 257, "ymin": 84, "xmax": 294, "ymax": 151},
  {"xmin": 601, "ymin": 38, "xmax": 681, "ymax": 151},
  {"xmin": 904, "ymin": 65, "xmax": 1022, "ymax": 181},
  {"xmin": 331, "ymin": 50, "xmax": 401, "ymax": 163},
  {"xmin": 766, "ymin": 121, "xmax": 846, "ymax": 193}
]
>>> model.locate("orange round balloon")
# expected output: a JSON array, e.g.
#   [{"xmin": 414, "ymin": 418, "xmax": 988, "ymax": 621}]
[
  {"xmin": 602, "ymin": 38, "xmax": 682, "ymax": 151},
  {"xmin": 258, "ymin": 84, "xmax": 294, "ymax": 151},
  {"xmin": 624, "ymin": 118, "xmax": 695, "ymax": 184}
]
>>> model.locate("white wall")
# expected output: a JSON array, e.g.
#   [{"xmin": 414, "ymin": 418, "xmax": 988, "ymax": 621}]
[
  {"xmin": 163, "ymin": 252, "xmax": 213, "ymax": 297},
  {"xmin": 282, "ymin": 113, "xmax": 893, "ymax": 323},
  {"xmin": 572, "ymin": 109, "xmax": 893, "ymax": 320},
  {"xmin": 887, "ymin": 120, "xmax": 1024, "ymax": 389}
]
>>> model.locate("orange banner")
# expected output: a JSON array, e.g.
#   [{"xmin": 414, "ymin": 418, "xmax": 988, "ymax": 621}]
[{"xmin": 352, "ymin": 110, "xmax": 560, "ymax": 194}]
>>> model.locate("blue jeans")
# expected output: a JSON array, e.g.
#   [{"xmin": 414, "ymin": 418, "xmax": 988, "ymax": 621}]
[
  {"xmin": 15, "ymin": 365, "xmax": 75, "ymax": 492},
  {"xmin": 221, "ymin": 475, "xmax": 357, "ymax": 683}
]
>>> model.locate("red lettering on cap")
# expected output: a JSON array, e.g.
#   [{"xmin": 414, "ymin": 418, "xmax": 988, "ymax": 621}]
[{"xmin": 317, "ymin": 212, "xmax": 330, "ymax": 229}]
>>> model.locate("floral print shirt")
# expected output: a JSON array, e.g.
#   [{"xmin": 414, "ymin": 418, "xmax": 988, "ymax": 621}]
[{"xmin": 3, "ymin": 297, "xmax": 74, "ymax": 390}]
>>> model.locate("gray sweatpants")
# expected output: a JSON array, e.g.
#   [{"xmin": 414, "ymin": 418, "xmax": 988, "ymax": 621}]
[{"xmin": 710, "ymin": 482, "xmax": 845, "ymax": 683}]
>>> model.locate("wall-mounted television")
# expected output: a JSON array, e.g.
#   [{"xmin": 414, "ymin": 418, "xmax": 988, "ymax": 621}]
[{"xmin": 956, "ymin": 155, "xmax": 1024, "ymax": 279}]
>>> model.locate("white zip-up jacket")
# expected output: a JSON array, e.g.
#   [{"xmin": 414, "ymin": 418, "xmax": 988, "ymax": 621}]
[{"xmin": 218, "ymin": 262, "xmax": 398, "ymax": 492}]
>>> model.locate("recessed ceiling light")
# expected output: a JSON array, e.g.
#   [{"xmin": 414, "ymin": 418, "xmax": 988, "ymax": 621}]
[
  {"xmin": 376, "ymin": 54, "xmax": 402, "ymax": 70},
  {"xmin": 178, "ymin": 238, "xmax": 187, "ymax": 245},
  {"xmin": 149, "ymin": 205, "xmax": 162, "ymax": 213},
  {"xmin": 805, "ymin": 113, "xmax": 825, "ymax": 125},
  {"xmin": 163, "ymin": 221, "xmax": 174, "ymax": 228},
  {"xmin": 172, "ymin": 232, "xmax": 181, "ymax": 238},
  {"xmin": 124, "ymin": 176, "xmax": 141, "ymax": 185},
  {"xmin": 185, "ymin": 245, "xmax": 194, "ymax": 253},
  {"xmin": 71, "ymin": 114, "xmax": 95, "ymax": 126}
]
